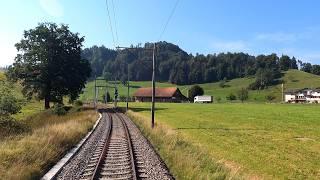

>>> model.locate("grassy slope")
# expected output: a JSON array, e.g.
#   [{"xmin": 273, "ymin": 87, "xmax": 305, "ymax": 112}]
[
  {"xmin": 0, "ymin": 109, "xmax": 98, "ymax": 179},
  {"xmin": 123, "ymin": 102, "xmax": 320, "ymax": 179},
  {"xmin": 81, "ymin": 70, "xmax": 320, "ymax": 102}
]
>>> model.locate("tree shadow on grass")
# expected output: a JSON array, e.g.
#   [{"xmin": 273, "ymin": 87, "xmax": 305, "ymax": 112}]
[
  {"xmin": 129, "ymin": 107, "xmax": 168, "ymax": 112},
  {"xmin": 129, "ymin": 85, "xmax": 141, "ymax": 88}
]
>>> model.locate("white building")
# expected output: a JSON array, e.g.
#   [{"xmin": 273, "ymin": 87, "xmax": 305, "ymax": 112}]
[{"xmin": 285, "ymin": 89, "xmax": 320, "ymax": 103}]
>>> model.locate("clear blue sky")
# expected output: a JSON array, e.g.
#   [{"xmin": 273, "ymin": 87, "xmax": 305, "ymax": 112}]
[{"xmin": 1, "ymin": 0, "xmax": 320, "ymax": 66}]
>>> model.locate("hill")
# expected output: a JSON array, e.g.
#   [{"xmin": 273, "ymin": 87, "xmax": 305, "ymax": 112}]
[{"xmin": 80, "ymin": 70, "xmax": 320, "ymax": 103}]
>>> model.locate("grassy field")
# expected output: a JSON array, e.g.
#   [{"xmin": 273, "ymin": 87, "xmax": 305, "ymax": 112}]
[
  {"xmin": 0, "ymin": 72, "xmax": 100, "ymax": 179},
  {"xmin": 0, "ymin": 109, "xmax": 98, "ymax": 179},
  {"xmin": 122, "ymin": 102, "xmax": 320, "ymax": 179},
  {"xmin": 81, "ymin": 70, "xmax": 320, "ymax": 103}
]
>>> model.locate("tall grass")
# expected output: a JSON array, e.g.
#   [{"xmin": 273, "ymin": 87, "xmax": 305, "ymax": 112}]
[
  {"xmin": 0, "ymin": 109, "xmax": 98, "ymax": 180},
  {"xmin": 126, "ymin": 110, "xmax": 230, "ymax": 180}
]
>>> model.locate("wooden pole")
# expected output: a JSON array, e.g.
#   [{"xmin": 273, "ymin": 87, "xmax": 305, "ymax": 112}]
[
  {"xmin": 151, "ymin": 43, "xmax": 156, "ymax": 128},
  {"xmin": 126, "ymin": 63, "xmax": 129, "ymax": 111},
  {"xmin": 94, "ymin": 75, "xmax": 97, "ymax": 109}
]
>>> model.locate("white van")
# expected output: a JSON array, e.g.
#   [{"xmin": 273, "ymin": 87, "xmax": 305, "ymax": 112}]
[{"xmin": 194, "ymin": 96, "xmax": 213, "ymax": 103}]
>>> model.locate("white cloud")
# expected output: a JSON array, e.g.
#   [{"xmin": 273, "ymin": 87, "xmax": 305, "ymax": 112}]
[
  {"xmin": 210, "ymin": 40, "xmax": 250, "ymax": 52},
  {"xmin": 39, "ymin": 0, "xmax": 63, "ymax": 17},
  {"xmin": 255, "ymin": 28, "xmax": 319, "ymax": 43},
  {"xmin": 256, "ymin": 32, "xmax": 298, "ymax": 43},
  {"xmin": 0, "ymin": 32, "xmax": 19, "ymax": 67}
]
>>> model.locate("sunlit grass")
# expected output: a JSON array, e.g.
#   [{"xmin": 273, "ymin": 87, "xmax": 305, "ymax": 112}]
[
  {"xmin": 0, "ymin": 109, "xmax": 98, "ymax": 179},
  {"xmin": 123, "ymin": 102, "xmax": 320, "ymax": 179}
]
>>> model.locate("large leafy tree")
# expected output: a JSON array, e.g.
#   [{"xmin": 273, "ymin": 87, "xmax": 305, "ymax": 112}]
[
  {"xmin": 188, "ymin": 85, "xmax": 204, "ymax": 101},
  {"xmin": 7, "ymin": 23, "xmax": 91, "ymax": 109}
]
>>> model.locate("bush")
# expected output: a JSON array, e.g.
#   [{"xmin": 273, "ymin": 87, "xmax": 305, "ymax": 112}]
[
  {"xmin": 52, "ymin": 104, "xmax": 67, "ymax": 116},
  {"xmin": 0, "ymin": 115, "xmax": 30, "ymax": 138},
  {"xmin": 119, "ymin": 95, "xmax": 127, "ymax": 102},
  {"xmin": 215, "ymin": 97, "xmax": 221, "ymax": 103},
  {"xmin": 226, "ymin": 93, "xmax": 237, "ymax": 101},
  {"xmin": 265, "ymin": 95, "xmax": 276, "ymax": 101},
  {"xmin": 219, "ymin": 77, "xmax": 227, "ymax": 88},
  {"xmin": 0, "ymin": 95, "xmax": 21, "ymax": 115},
  {"xmin": 219, "ymin": 81, "xmax": 225, "ymax": 88},
  {"xmin": 74, "ymin": 100, "xmax": 83, "ymax": 106},
  {"xmin": 237, "ymin": 88, "xmax": 249, "ymax": 102}
]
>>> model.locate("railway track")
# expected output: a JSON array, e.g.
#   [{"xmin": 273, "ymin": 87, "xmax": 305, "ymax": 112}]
[
  {"xmin": 54, "ymin": 108, "xmax": 173, "ymax": 180},
  {"xmin": 80, "ymin": 109, "xmax": 138, "ymax": 180}
]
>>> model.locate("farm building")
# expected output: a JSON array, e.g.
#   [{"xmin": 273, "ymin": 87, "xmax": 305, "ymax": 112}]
[
  {"xmin": 133, "ymin": 87, "xmax": 188, "ymax": 102},
  {"xmin": 285, "ymin": 89, "xmax": 320, "ymax": 103}
]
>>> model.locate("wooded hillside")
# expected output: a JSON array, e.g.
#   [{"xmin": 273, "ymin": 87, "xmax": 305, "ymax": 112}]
[{"xmin": 82, "ymin": 41, "xmax": 319, "ymax": 85}]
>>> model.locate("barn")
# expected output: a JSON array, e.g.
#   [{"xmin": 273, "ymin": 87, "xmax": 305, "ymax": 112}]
[{"xmin": 133, "ymin": 87, "xmax": 188, "ymax": 102}]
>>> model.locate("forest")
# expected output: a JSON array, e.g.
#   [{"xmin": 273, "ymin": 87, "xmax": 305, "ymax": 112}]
[{"xmin": 82, "ymin": 41, "xmax": 320, "ymax": 87}]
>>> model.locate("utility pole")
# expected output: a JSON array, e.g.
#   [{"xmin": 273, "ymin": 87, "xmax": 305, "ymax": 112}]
[
  {"xmin": 114, "ymin": 78, "xmax": 118, "ymax": 108},
  {"xmin": 104, "ymin": 87, "xmax": 108, "ymax": 104},
  {"xmin": 126, "ymin": 63, "xmax": 129, "ymax": 111},
  {"xmin": 116, "ymin": 44, "xmax": 156, "ymax": 128},
  {"xmin": 282, "ymin": 83, "xmax": 284, "ymax": 103},
  {"xmin": 94, "ymin": 75, "xmax": 97, "ymax": 109},
  {"xmin": 151, "ymin": 43, "xmax": 156, "ymax": 128}
]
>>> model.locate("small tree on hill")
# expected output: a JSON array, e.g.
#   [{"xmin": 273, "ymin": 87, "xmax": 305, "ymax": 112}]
[
  {"xmin": 237, "ymin": 88, "xmax": 249, "ymax": 102},
  {"xmin": 188, "ymin": 85, "xmax": 204, "ymax": 101}
]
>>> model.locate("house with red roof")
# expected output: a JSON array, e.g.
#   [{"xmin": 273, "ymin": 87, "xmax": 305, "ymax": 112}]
[{"xmin": 133, "ymin": 87, "xmax": 188, "ymax": 102}]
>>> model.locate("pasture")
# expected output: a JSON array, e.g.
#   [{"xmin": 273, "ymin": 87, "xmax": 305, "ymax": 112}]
[
  {"xmin": 124, "ymin": 102, "xmax": 320, "ymax": 179},
  {"xmin": 81, "ymin": 70, "xmax": 320, "ymax": 103}
]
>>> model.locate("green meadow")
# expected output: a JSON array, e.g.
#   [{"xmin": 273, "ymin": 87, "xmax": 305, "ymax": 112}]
[
  {"xmin": 122, "ymin": 102, "xmax": 320, "ymax": 179},
  {"xmin": 81, "ymin": 70, "xmax": 320, "ymax": 103}
]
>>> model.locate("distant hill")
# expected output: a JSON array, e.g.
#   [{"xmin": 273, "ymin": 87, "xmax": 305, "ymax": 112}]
[
  {"xmin": 80, "ymin": 70, "xmax": 320, "ymax": 103},
  {"xmin": 83, "ymin": 42, "xmax": 320, "ymax": 86}
]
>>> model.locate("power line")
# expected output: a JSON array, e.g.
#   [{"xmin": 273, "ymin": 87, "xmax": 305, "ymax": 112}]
[
  {"xmin": 111, "ymin": 0, "xmax": 119, "ymax": 44},
  {"xmin": 157, "ymin": 0, "xmax": 180, "ymax": 41},
  {"xmin": 105, "ymin": 0, "xmax": 116, "ymax": 48}
]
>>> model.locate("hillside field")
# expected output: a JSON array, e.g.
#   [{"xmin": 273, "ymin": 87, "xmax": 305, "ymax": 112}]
[
  {"xmin": 80, "ymin": 70, "xmax": 320, "ymax": 103},
  {"xmin": 122, "ymin": 102, "xmax": 320, "ymax": 179}
]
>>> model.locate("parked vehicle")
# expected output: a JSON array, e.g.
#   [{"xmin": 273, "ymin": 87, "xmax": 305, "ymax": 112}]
[{"xmin": 194, "ymin": 96, "xmax": 213, "ymax": 103}]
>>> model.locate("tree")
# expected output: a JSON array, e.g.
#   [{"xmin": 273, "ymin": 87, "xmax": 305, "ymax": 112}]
[
  {"xmin": 237, "ymin": 88, "xmax": 249, "ymax": 102},
  {"xmin": 188, "ymin": 85, "xmax": 204, "ymax": 101},
  {"xmin": 7, "ymin": 23, "xmax": 91, "ymax": 109},
  {"xmin": 279, "ymin": 55, "xmax": 291, "ymax": 71},
  {"xmin": 290, "ymin": 57, "xmax": 298, "ymax": 69},
  {"xmin": 301, "ymin": 63, "xmax": 312, "ymax": 73},
  {"xmin": 311, "ymin": 65, "xmax": 320, "ymax": 75}
]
